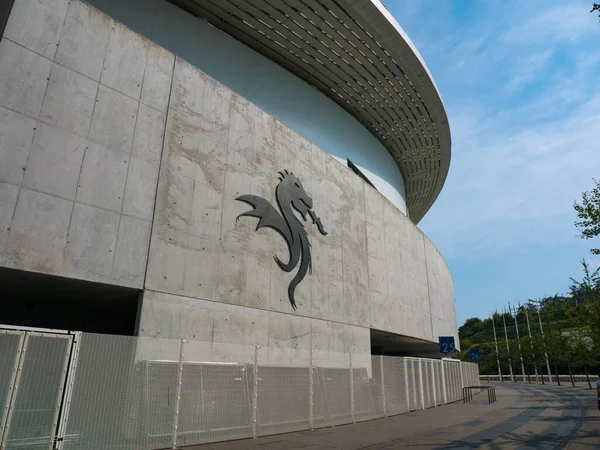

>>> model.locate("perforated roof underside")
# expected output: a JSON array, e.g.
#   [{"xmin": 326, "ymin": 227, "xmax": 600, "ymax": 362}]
[{"xmin": 169, "ymin": 0, "xmax": 451, "ymax": 223}]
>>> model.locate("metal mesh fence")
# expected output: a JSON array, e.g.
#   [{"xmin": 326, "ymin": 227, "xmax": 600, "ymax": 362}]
[
  {"xmin": 62, "ymin": 334, "xmax": 171, "ymax": 450},
  {"xmin": 256, "ymin": 345, "xmax": 311, "ymax": 437},
  {"xmin": 432, "ymin": 360, "xmax": 442, "ymax": 406},
  {"xmin": 381, "ymin": 356, "xmax": 408, "ymax": 415},
  {"xmin": 444, "ymin": 360, "xmax": 462, "ymax": 403},
  {"xmin": 462, "ymin": 362, "xmax": 480, "ymax": 387},
  {"xmin": 3, "ymin": 333, "xmax": 71, "ymax": 450},
  {"xmin": 0, "ymin": 330, "xmax": 23, "ymax": 444},
  {"xmin": 317, "ymin": 366, "xmax": 352, "ymax": 426},
  {"xmin": 369, "ymin": 356, "xmax": 386, "ymax": 417},
  {"xmin": 352, "ymin": 366, "xmax": 380, "ymax": 422},
  {"xmin": 0, "ymin": 330, "xmax": 479, "ymax": 449},
  {"xmin": 423, "ymin": 360, "xmax": 433, "ymax": 408}
]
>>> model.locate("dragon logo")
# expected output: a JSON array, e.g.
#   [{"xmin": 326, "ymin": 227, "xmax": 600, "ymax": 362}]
[{"xmin": 236, "ymin": 170, "xmax": 327, "ymax": 310}]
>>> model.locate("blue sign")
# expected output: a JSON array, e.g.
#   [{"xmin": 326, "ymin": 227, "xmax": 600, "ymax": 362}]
[
  {"xmin": 439, "ymin": 336, "xmax": 456, "ymax": 354},
  {"xmin": 469, "ymin": 348, "xmax": 479, "ymax": 362}
]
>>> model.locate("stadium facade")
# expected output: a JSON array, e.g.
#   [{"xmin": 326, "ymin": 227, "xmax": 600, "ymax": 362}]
[{"xmin": 0, "ymin": 0, "xmax": 456, "ymax": 362}]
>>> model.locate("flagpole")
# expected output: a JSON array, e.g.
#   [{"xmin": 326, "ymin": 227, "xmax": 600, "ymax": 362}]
[
  {"xmin": 536, "ymin": 302, "xmax": 553, "ymax": 383},
  {"xmin": 510, "ymin": 302, "xmax": 526, "ymax": 383},
  {"xmin": 491, "ymin": 311, "xmax": 503, "ymax": 382},
  {"xmin": 523, "ymin": 303, "xmax": 539, "ymax": 383},
  {"xmin": 502, "ymin": 307, "xmax": 515, "ymax": 382}
]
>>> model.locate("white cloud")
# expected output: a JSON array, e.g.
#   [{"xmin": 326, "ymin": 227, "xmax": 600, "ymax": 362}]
[
  {"xmin": 503, "ymin": 3, "xmax": 599, "ymax": 43},
  {"xmin": 504, "ymin": 49, "xmax": 554, "ymax": 92}
]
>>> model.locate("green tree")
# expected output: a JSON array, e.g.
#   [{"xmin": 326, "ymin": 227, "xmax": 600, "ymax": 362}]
[
  {"xmin": 570, "ymin": 327, "xmax": 597, "ymax": 389},
  {"xmin": 565, "ymin": 300, "xmax": 599, "ymax": 389},
  {"xmin": 520, "ymin": 335, "xmax": 535, "ymax": 382},
  {"xmin": 545, "ymin": 330, "xmax": 572, "ymax": 386},
  {"xmin": 530, "ymin": 331, "xmax": 550, "ymax": 384},
  {"xmin": 569, "ymin": 258, "xmax": 600, "ymax": 306},
  {"xmin": 574, "ymin": 179, "xmax": 600, "ymax": 255},
  {"xmin": 458, "ymin": 318, "xmax": 483, "ymax": 340}
]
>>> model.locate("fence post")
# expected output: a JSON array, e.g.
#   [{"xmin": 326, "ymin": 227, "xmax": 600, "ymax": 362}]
[
  {"xmin": 1, "ymin": 332, "xmax": 28, "ymax": 450},
  {"xmin": 411, "ymin": 359, "xmax": 418, "ymax": 411},
  {"xmin": 56, "ymin": 331, "xmax": 82, "ymax": 450},
  {"xmin": 309, "ymin": 349, "xmax": 314, "ymax": 430},
  {"xmin": 431, "ymin": 360, "xmax": 437, "ymax": 407},
  {"xmin": 418, "ymin": 359, "xmax": 425, "ymax": 410},
  {"xmin": 459, "ymin": 362, "xmax": 465, "ymax": 390},
  {"xmin": 252, "ymin": 345, "xmax": 260, "ymax": 438},
  {"xmin": 349, "ymin": 353, "xmax": 355, "ymax": 423},
  {"xmin": 403, "ymin": 357, "xmax": 410, "ymax": 412},
  {"xmin": 172, "ymin": 339, "xmax": 186, "ymax": 449},
  {"xmin": 380, "ymin": 356, "xmax": 387, "ymax": 417},
  {"xmin": 441, "ymin": 360, "xmax": 448, "ymax": 404}
]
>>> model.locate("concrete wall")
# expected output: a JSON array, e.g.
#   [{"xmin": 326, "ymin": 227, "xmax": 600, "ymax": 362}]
[
  {"xmin": 142, "ymin": 53, "xmax": 458, "ymax": 347},
  {"xmin": 0, "ymin": 0, "xmax": 458, "ymax": 357},
  {"xmin": 84, "ymin": 0, "xmax": 408, "ymax": 214},
  {"xmin": 0, "ymin": 0, "xmax": 174, "ymax": 288}
]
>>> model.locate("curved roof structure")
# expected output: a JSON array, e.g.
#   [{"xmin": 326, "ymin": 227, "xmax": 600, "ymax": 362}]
[{"xmin": 170, "ymin": 0, "xmax": 451, "ymax": 223}]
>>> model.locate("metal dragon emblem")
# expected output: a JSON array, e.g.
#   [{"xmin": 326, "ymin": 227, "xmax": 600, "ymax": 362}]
[{"xmin": 236, "ymin": 170, "xmax": 327, "ymax": 310}]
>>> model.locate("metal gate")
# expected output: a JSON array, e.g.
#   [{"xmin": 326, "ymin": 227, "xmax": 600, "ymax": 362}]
[{"xmin": 0, "ymin": 326, "xmax": 80, "ymax": 450}]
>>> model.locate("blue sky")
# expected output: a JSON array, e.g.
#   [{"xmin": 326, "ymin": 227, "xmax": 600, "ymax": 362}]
[{"xmin": 383, "ymin": 1, "xmax": 600, "ymax": 325}]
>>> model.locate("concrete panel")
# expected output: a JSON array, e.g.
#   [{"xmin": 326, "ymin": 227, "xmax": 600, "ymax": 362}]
[
  {"xmin": 0, "ymin": 2, "xmax": 175, "ymax": 291},
  {"xmin": 66, "ymin": 203, "xmax": 120, "ymax": 278},
  {"xmin": 0, "ymin": 183, "xmax": 19, "ymax": 241},
  {"xmin": 137, "ymin": 292, "xmax": 371, "ymax": 367},
  {"xmin": 268, "ymin": 312, "xmax": 312, "ymax": 366},
  {"xmin": 243, "ymin": 253, "xmax": 271, "ymax": 310},
  {"xmin": 122, "ymin": 156, "xmax": 159, "ymax": 221},
  {"xmin": 199, "ymin": 77, "xmax": 232, "ymax": 144},
  {"xmin": 0, "ymin": 38, "xmax": 52, "ymax": 117},
  {"xmin": 55, "ymin": 0, "xmax": 112, "ymax": 81},
  {"xmin": 137, "ymin": 290, "xmax": 215, "ymax": 340},
  {"xmin": 367, "ymin": 255, "xmax": 388, "ymax": 295},
  {"xmin": 425, "ymin": 237, "xmax": 458, "ymax": 344},
  {"xmin": 131, "ymin": 103, "xmax": 166, "ymax": 164},
  {"xmin": 154, "ymin": 170, "xmax": 194, "ymax": 241},
  {"xmin": 22, "ymin": 122, "xmax": 86, "ymax": 200},
  {"xmin": 3, "ymin": 188, "xmax": 72, "ymax": 271},
  {"xmin": 4, "ymin": 0, "xmax": 68, "ymax": 59},
  {"xmin": 145, "ymin": 239, "xmax": 186, "ymax": 293},
  {"xmin": 88, "ymin": 85, "xmax": 138, "ymax": 154},
  {"xmin": 141, "ymin": 45, "xmax": 175, "ymax": 113},
  {"xmin": 213, "ymin": 302, "xmax": 269, "ymax": 347},
  {"xmin": 0, "ymin": 106, "xmax": 36, "ymax": 185},
  {"xmin": 182, "ymin": 235, "xmax": 219, "ymax": 301},
  {"xmin": 100, "ymin": 22, "xmax": 148, "ymax": 100},
  {"xmin": 190, "ymin": 180, "xmax": 222, "ymax": 240},
  {"xmin": 75, "ymin": 141, "xmax": 129, "ymax": 213},
  {"xmin": 111, "ymin": 215, "xmax": 151, "ymax": 285},
  {"xmin": 194, "ymin": 127, "xmax": 229, "ymax": 190},
  {"xmin": 39, "ymin": 63, "xmax": 98, "ymax": 137},
  {"xmin": 215, "ymin": 250, "xmax": 246, "ymax": 306}
]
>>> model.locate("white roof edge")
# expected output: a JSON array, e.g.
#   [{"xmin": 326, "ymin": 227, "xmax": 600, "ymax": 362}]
[{"xmin": 369, "ymin": 0, "xmax": 444, "ymax": 106}]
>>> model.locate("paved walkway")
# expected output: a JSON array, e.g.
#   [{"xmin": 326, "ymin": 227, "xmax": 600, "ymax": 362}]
[{"xmin": 186, "ymin": 383, "xmax": 600, "ymax": 449}]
